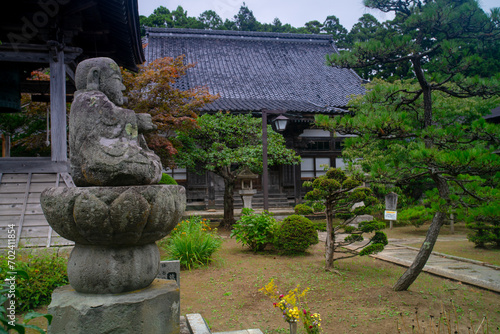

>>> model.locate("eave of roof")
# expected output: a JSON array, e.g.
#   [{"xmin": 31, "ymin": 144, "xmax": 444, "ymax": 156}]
[{"xmin": 0, "ymin": 0, "xmax": 145, "ymax": 72}]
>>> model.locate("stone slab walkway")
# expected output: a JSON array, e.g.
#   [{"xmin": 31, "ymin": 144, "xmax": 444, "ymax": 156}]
[
  {"xmin": 318, "ymin": 232, "xmax": 500, "ymax": 293},
  {"xmin": 372, "ymin": 244, "xmax": 500, "ymax": 292}
]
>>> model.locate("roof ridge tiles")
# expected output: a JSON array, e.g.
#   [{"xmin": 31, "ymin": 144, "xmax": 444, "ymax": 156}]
[{"xmin": 146, "ymin": 27, "xmax": 332, "ymax": 41}]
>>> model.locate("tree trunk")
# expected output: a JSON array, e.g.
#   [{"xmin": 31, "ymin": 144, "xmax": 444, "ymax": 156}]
[
  {"xmin": 394, "ymin": 58, "xmax": 446, "ymax": 291},
  {"xmin": 412, "ymin": 57, "xmax": 432, "ymax": 129},
  {"xmin": 324, "ymin": 203, "xmax": 336, "ymax": 271},
  {"xmin": 393, "ymin": 175, "xmax": 450, "ymax": 291},
  {"xmin": 221, "ymin": 168, "xmax": 236, "ymax": 227}
]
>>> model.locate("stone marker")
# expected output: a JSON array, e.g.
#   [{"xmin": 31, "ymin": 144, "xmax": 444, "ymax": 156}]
[
  {"xmin": 158, "ymin": 260, "xmax": 181, "ymax": 287},
  {"xmin": 385, "ymin": 192, "xmax": 398, "ymax": 211},
  {"xmin": 385, "ymin": 192, "xmax": 398, "ymax": 229}
]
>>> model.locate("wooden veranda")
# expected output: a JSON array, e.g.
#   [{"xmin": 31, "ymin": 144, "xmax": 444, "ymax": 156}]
[{"xmin": 0, "ymin": 158, "xmax": 74, "ymax": 248}]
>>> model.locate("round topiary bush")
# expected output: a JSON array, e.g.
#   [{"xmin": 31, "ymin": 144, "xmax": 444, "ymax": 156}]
[
  {"xmin": 294, "ymin": 203, "xmax": 313, "ymax": 215},
  {"xmin": 274, "ymin": 215, "xmax": 319, "ymax": 254},
  {"xmin": 159, "ymin": 173, "xmax": 178, "ymax": 185}
]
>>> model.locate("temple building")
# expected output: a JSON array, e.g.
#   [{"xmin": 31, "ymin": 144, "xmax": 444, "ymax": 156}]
[{"xmin": 145, "ymin": 28, "xmax": 365, "ymax": 209}]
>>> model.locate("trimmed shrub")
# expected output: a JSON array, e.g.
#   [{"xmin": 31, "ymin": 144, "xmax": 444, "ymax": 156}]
[
  {"xmin": 0, "ymin": 254, "xmax": 68, "ymax": 312},
  {"xmin": 274, "ymin": 215, "xmax": 319, "ymax": 254},
  {"xmin": 311, "ymin": 202, "xmax": 325, "ymax": 213},
  {"xmin": 465, "ymin": 203, "xmax": 500, "ymax": 248},
  {"xmin": 159, "ymin": 216, "xmax": 222, "ymax": 269},
  {"xmin": 398, "ymin": 205, "xmax": 433, "ymax": 227},
  {"xmin": 231, "ymin": 208, "xmax": 277, "ymax": 252},
  {"xmin": 159, "ymin": 173, "xmax": 178, "ymax": 185},
  {"xmin": 294, "ymin": 204, "xmax": 313, "ymax": 215}
]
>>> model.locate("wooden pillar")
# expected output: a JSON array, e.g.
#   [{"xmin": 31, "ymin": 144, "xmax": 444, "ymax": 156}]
[
  {"xmin": 50, "ymin": 45, "xmax": 67, "ymax": 162},
  {"xmin": 262, "ymin": 110, "xmax": 269, "ymax": 211},
  {"xmin": 293, "ymin": 163, "xmax": 301, "ymax": 204},
  {"xmin": 207, "ymin": 171, "xmax": 216, "ymax": 208},
  {"xmin": 2, "ymin": 133, "xmax": 10, "ymax": 157}
]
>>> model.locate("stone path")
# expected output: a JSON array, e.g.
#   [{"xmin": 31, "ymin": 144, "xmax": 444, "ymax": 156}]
[{"xmin": 318, "ymin": 232, "xmax": 500, "ymax": 293}]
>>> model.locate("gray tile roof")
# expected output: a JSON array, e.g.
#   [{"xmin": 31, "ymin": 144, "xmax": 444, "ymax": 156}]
[{"xmin": 145, "ymin": 28, "xmax": 365, "ymax": 113}]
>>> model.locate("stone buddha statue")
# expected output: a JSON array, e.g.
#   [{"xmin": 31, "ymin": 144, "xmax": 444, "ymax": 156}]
[{"xmin": 69, "ymin": 57, "xmax": 162, "ymax": 186}]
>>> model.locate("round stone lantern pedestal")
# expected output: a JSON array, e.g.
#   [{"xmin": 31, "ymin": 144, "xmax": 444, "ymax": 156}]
[
  {"xmin": 41, "ymin": 185, "xmax": 185, "ymax": 294},
  {"xmin": 67, "ymin": 243, "xmax": 160, "ymax": 294},
  {"xmin": 239, "ymin": 189, "xmax": 257, "ymax": 209}
]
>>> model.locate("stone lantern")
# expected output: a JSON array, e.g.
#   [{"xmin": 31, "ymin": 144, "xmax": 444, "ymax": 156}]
[{"xmin": 237, "ymin": 168, "xmax": 258, "ymax": 209}]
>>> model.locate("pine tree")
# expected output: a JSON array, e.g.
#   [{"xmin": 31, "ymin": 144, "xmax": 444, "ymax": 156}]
[{"xmin": 319, "ymin": 0, "xmax": 500, "ymax": 290}]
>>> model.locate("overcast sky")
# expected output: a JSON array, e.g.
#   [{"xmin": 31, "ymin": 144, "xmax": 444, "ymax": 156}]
[{"xmin": 138, "ymin": 0, "xmax": 499, "ymax": 30}]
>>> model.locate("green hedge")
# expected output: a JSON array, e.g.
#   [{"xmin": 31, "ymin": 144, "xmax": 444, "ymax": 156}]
[{"xmin": 274, "ymin": 215, "xmax": 319, "ymax": 254}]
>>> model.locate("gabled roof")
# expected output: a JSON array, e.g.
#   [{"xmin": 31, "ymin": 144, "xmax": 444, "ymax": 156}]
[{"xmin": 145, "ymin": 28, "xmax": 365, "ymax": 114}]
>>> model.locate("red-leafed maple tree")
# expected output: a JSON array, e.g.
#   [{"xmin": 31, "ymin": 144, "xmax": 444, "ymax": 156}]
[{"xmin": 122, "ymin": 56, "xmax": 219, "ymax": 166}]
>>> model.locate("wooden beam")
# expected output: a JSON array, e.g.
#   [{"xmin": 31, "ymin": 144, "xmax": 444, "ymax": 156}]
[
  {"xmin": 31, "ymin": 95, "xmax": 73, "ymax": 103},
  {"xmin": 0, "ymin": 158, "xmax": 69, "ymax": 173},
  {"xmin": 65, "ymin": 64, "xmax": 75, "ymax": 82},
  {"xmin": 20, "ymin": 80, "xmax": 76, "ymax": 96},
  {"xmin": 0, "ymin": 43, "xmax": 82, "ymax": 64},
  {"xmin": 50, "ymin": 45, "xmax": 67, "ymax": 162}
]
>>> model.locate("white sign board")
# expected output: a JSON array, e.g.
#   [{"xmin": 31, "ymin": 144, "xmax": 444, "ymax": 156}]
[{"xmin": 384, "ymin": 210, "xmax": 397, "ymax": 220}]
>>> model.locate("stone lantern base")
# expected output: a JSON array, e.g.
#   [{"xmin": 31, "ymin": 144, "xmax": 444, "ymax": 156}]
[
  {"xmin": 48, "ymin": 279, "xmax": 180, "ymax": 334},
  {"xmin": 239, "ymin": 189, "xmax": 257, "ymax": 209}
]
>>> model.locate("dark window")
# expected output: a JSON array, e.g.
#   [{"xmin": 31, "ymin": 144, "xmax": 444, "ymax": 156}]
[
  {"xmin": 334, "ymin": 141, "xmax": 343, "ymax": 150},
  {"xmin": 307, "ymin": 140, "xmax": 330, "ymax": 151}
]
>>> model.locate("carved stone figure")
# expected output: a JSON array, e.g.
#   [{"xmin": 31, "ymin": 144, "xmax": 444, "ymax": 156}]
[
  {"xmin": 41, "ymin": 57, "xmax": 185, "ymax": 334},
  {"xmin": 69, "ymin": 57, "xmax": 162, "ymax": 186}
]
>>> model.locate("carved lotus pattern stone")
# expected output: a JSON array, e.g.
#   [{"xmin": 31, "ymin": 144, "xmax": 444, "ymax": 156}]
[{"xmin": 40, "ymin": 185, "xmax": 186, "ymax": 246}]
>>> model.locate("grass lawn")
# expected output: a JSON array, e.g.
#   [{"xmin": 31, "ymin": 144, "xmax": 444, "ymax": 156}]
[
  {"xmin": 178, "ymin": 231, "xmax": 499, "ymax": 333},
  {"xmin": 21, "ymin": 223, "xmax": 500, "ymax": 334}
]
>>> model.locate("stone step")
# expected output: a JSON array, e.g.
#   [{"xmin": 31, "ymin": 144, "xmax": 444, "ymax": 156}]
[
  {"xmin": 185, "ymin": 314, "xmax": 211, "ymax": 334},
  {"xmin": 183, "ymin": 313, "xmax": 263, "ymax": 334},
  {"xmin": 214, "ymin": 330, "xmax": 264, "ymax": 334},
  {"xmin": 187, "ymin": 192, "xmax": 295, "ymax": 211}
]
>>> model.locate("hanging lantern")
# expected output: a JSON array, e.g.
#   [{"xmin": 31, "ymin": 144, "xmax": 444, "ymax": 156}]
[
  {"xmin": 272, "ymin": 114, "xmax": 289, "ymax": 132},
  {"xmin": 0, "ymin": 64, "xmax": 21, "ymax": 113}
]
